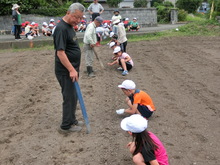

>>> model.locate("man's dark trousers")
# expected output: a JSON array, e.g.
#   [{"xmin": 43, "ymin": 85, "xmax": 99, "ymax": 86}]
[
  {"xmin": 56, "ymin": 74, "xmax": 78, "ymax": 130},
  {"xmin": 92, "ymin": 13, "xmax": 100, "ymax": 21}
]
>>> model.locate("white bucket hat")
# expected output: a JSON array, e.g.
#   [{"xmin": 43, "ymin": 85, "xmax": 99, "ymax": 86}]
[
  {"xmin": 42, "ymin": 22, "xmax": 48, "ymax": 26},
  {"xmin": 12, "ymin": 4, "xmax": 20, "ymax": 10},
  {"xmin": 113, "ymin": 46, "xmax": 121, "ymax": 54},
  {"xmin": 121, "ymin": 114, "xmax": 148, "ymax": 133},
  {"xmin": 109, "ymin": 32, "xmax": 114, "ymax": 38},
  {"xmin": 118, "ymin": 80, "xmax": 136, "ymax": 90},
  {"xmin": 109, "ymin": 42, "xmax": 116, "ymax": 48},
  {"xmin": 49, "ymin": 23, "xmax": 54, "ymax": 27}
]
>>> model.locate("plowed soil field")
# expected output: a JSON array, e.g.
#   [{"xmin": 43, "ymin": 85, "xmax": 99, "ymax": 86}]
[{"xmin": 0, "ymin": 36, "xmax": 220, "ymax": 165}]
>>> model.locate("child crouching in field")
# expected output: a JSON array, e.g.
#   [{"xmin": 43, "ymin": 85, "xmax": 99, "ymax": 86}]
[
  {"xmin": 107, "ymin": 46, "xmax": 133, "ymax": 76},
  {"xmin": 120, "ymin": 114, "xmax": 169, "ymax": 165},
  {"xmin": 116, "ymin": 80, "xmax": 155, "ymax": 119}
]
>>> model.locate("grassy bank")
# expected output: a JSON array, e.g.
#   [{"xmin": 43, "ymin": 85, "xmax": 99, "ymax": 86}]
[{"xmin": 127, "ymin": 19, "xmax": 220, "ymax": 42}]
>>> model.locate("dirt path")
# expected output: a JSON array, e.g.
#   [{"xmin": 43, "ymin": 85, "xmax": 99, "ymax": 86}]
[{"xmin": 0, "ymin": 36, "xmax": 220, "ymax": 165}]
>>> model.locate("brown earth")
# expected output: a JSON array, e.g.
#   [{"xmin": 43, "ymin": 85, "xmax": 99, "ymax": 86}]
[{"xmin": 0, "ymin": 36, "xmax": 220, "ymax": 165}]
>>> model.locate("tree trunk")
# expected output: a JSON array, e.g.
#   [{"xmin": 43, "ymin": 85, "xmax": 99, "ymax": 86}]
[{"xmin": 209, "ymin": 0, "xmax": 214, "ymax": 19}]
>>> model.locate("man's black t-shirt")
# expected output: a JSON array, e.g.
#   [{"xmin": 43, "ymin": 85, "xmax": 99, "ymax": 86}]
[{"xmin": 53, "ymin": 19, "xmax": 81, "ymax": 75}]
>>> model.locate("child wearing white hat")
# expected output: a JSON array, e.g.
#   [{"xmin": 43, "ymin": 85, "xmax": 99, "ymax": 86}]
[
  {"xmin": 42, "ymin": 22, "xmax": 48, "ymax": 36},
  {"xmin": 116, "ymin": 80, "xmax": 155, "ymax": 118},
  {"xmin": 107, "ymin": 46, "xmax": 133, "ymax": 76},
  {"xmin": 128, "ymin": 17, "xmax": 140, "ymax": 31},
  {"xmin": 49, "ymin": 18, "xmax": 56, "ymax": 26},
  {"xmin": 121, "ymin": 114, "xmax": 169, "ymax": 165}
]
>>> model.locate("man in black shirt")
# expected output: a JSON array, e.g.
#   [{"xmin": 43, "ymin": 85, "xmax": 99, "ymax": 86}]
[{"xmin": 53, "ymin": 3, "xmax": 85, "ymax": 132}]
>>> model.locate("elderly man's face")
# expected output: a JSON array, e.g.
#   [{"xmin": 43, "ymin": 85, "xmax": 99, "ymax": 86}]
[{"xmin": 67, "ymin": 10, "xmax": 84, "ymax": 27}]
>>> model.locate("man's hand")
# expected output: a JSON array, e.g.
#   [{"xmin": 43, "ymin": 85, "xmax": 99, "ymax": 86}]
[
  {"xmin": 57, "ymin": 50, "xmax": 78, "ymax": 82},
  {"xmin": 69, "ymin": 69, "xmax": 78, "ymax": 82},
  {"xmin": 90, "ymin": 44, "xmax": 96, "ymax": 48}
]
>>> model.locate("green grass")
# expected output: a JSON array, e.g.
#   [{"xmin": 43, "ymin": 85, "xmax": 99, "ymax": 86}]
[
  {"xmin": 177, "ymin": 19, "xmax": 220, "ymax": 36},
  {"xmin": 186, "ymin": 13, "xmax": 206, "ymax": 22},
  {"xmin": 127, "ymin": 31, "xmax": 179, "ymax": 42},
  {"xmin": 127, "ymin": 19, "xmax": 220, "ymax": 42}
]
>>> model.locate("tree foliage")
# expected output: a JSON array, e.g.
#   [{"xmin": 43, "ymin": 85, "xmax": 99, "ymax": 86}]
[
  {"xmin": 176, "ymin": 0, "xmax": 203, "ymax": 14},
  {"xmin": 106, "ymin": 0, "xmax": 123, "ymax": 8},
  {"xmin": 156, "ymin": 5, "xmax": 172, "ymax": 23},
  {"xmin": 207, "ymin": 0, "xmax": 220, "ymax": 19},
  {"xmin": 133, "ymin": 0, "xmax": 147, "ymax": 8},
  {"xmin": 0, "ymin": 0, "xmax": 84, "ymax": 16},
  {"xmin": 151, "ymin": 0, "xmax": 164, "ymax": 7},
  {"xmin": 208, "ymin": 0, "xmax": 220, "ymax": 12},
  {"xmin": 0, "ymin": 0, "xmax": 61, "ymax": 15},
  {"xmin": 178, "ymin": 9, "xmax": 188, "ymax": 21}
]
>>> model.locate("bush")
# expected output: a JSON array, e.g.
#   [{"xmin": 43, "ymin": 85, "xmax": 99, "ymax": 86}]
[
  {"xmin": 178, "ymin": 9, "xmax": 188, "ymax": 21},
  {"xmin": 62, "ymin": 1, "xmax": 90, "ymax": 9},
  {"xmin": 0, "ymin": 0, "xmax": 59, "ymax": 16},
  {"xmin": 163, "ymin": 1, "xmax": 174, "ymax": 8},
  {"xmin": 107, "ymin": 0, "xmax": 123, "ymax": 8},
  {"xmin": 0, "ymin": 0, "xmax": 90, "ymax": 16},
  {"xmin": 176, "ymin": 0, "xmax": 203, "ymax": 14},
  {"xmin": 151, "ymin": 0, "xmax": 164, "ymax": 7},
  {"xmin": 30, "ymin": 8, "xmax": 67, "ymax": 16},
  {"xmin": 133, "ymin": 0, "xmax": 147, "ymax": 8},
  {"xmin": 156, "ymin": 5, "xmax": 172, "ymax": 23},
  {"xmin": 206, "ymin": 10, "xmax": 220, "ymax": 20}
]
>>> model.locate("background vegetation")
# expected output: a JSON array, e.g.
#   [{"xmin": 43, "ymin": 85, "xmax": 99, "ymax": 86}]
[
  {"xmin": 126, "ymin": 19, "xmax": 220, "ymax": 43},
  {"xmin": 0, "ymin": 0, "xmax": 219, "ymax": 23},
  {"xmin": 176, "ymin": 0, "xmax": 203, "ymax": 14}
]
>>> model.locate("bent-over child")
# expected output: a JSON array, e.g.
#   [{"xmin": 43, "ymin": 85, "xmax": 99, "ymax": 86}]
[
  {"xmin": 120, "ymin": 114, "xmax": 169, "ymax": 165},
  {"xmin": 107, "ymin": 46, "xmax": 133, "ymax": 76},
  {"xmin": 116, "ymin": 80, "xmax": 155, "ymax": 119}
]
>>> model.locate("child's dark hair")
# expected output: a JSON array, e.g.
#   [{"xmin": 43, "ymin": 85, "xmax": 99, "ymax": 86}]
[
  {"xmin": 112, "ymin": 34, "xmax": 118, "ymax": 40},
  {"xmin": 132, "ymin": 130, "xmax": 158, "ymax": 156}
]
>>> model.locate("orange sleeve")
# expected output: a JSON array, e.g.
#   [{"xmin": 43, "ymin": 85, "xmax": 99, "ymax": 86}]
[{"xmin": 133, "ymin": 91, "xmax": 156, "ymax": 110}]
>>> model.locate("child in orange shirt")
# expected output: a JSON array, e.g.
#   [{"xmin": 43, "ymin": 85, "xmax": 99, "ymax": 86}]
[{"xmin": 116, "ymin": 80, "xmax": 155, "ymax": 119}]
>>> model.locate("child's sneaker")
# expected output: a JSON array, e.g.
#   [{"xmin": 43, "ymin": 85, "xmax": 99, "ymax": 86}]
[
  {"xmin": 122, "ymin": 70, "xmax": 128, "ymax": 76},
  {"xmin": 117, "ymin": 67, "xmax": 123, "ymax": 71}
]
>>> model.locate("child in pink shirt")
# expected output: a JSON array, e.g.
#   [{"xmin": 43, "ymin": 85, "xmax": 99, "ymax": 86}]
[
  {"xmin": 107, "ymin": 46, "xmax": 133, "ymax": 76},
  {"xmin": 121, "ymin": 114, "xmax": 169, "ymax": 165}
]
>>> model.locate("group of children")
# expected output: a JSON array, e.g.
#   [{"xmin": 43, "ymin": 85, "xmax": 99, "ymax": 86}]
[
  {"xmin": 117, "ymin": 80, "xmax": 169, "ymax": 165},
  {"xmin": 111, "ymin": 10, "xmax": 140, "ymax": 31},
  {"xmin": 19, "ymin": 18, "xmax": 56, "ymax": 39},
  {"xmin": 20, "ymin": 21, "xmax": 40, "ymax": 39},
  {"xmin": 41, "ymin": 19, "xmax": 57, "ymax": 36}
]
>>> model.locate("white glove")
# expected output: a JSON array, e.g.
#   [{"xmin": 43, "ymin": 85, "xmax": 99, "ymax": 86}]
[
  {"xmin": 107, "ymin": 43, "xmax": 110, "ymax": 45},
  {"xmin": 116, "ymin": 109, "xmax": 125, "ymax": 115}
]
